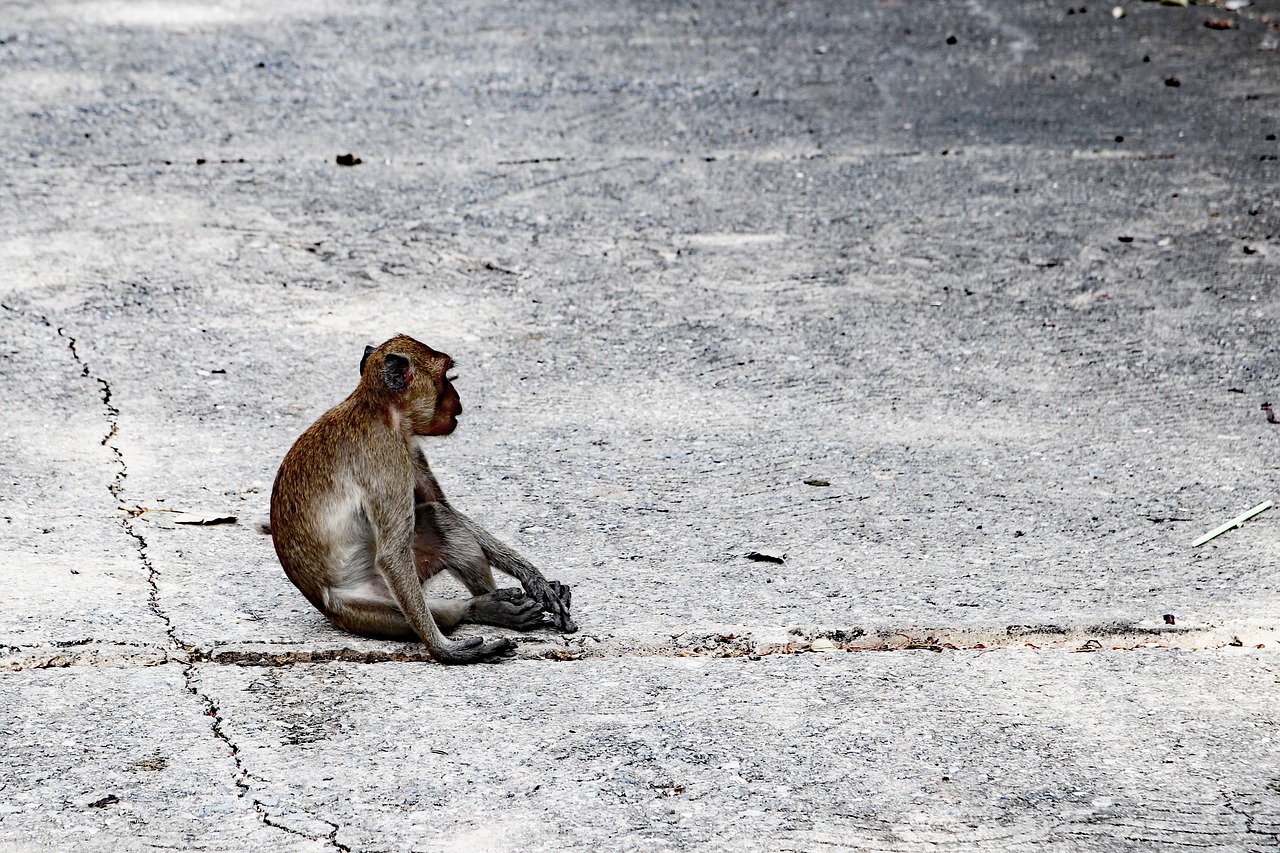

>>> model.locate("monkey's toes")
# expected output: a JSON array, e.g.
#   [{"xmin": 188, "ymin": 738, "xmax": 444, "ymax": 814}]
[
  {"xmin": 497, "ymin": 598, "xmax": 549, "ymax": 631},
  {"xmin": 435, "ymin": 635, "xmax": 515, "ymax": 665},
  {"xmin": 469, "ymin": 589, "xmax": 550, "ymax": 631}
]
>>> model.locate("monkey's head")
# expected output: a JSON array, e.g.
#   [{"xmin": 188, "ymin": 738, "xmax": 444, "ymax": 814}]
[{"xmin": 359, "ymin": 334, "xmax": 461, "ymax": 436}]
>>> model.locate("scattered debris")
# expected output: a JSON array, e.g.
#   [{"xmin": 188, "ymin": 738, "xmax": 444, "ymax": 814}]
[
  {"xmin": 1164, "ymin": 76, "xmax": 1181, "ymax": 87},
  {"xmin": 1204, "ymin": 18, "xmax": 1234, "ymax": 29},
  {"xmin": 1112, "ymin": 6, "xmax": 1125, "ymax": 18},
  {"xmin": 335, "ymin": 153, "xmax": 362, "ymax": 166},
  {"xmin": 1244, "ymin": 245, "xmax": 1259, "ymax": 255},
  {"xmin": 1263, "ymin": 402, "xmax": 1279, "ymax": 423},
  {"xmin": 803, "ymin": 478, "xmax": 830, "ymax": 487},
  {"xmin": 1191, "ymin": 500, "xmax": 1273, "ymax": 547},
  {"xmin": 809, "ymin": 638, "xmax": 838, "ymax": 652},
  {"xmin": 536, "ymin": 646, "xmax": 589, "ymax": 662},
  {"xmin": 1224, "ymin": 0, "xmax": 1249, "ymax": 9},
  {"xmin": 1163, "ymin": 614, "xmax": 1176, "ymax": 625},
  {"xmin": 745, "ymin": 549, "xmax": 786, "ymax": 564},
  {"xmin": 669, "ymin": 632, "xmax": 756, "ymax": 658},
  {"xmin": 85, "ymin": 794, "xmax": 119, "ymax": 809},
  {"xmin": 208, "ymin": 647, "xmax": 434, "ymax": 666},
  {"xmin": 1118, "ymin": 235, "xmax": 1134, "ymax": 243}
]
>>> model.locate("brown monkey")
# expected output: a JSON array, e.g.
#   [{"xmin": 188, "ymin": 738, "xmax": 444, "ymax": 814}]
[{"xmin": 270, "ymin": 334, "xmax": 575, "ymax": 664}]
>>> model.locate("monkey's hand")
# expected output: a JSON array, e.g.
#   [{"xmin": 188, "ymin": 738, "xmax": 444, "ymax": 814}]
[
  {"xmin": 545, "ymin": 580, "xmax": 575, "ymax": 632},
  {"xmin": 520, "ymin": 577, "xmax": 575, "ymax": 633},
  {"xmin": 452, "ymin": 510, "xmax": 578, "ymax": 633},
  {"xmin": 434, "ymin": 635, "xmax": 516, "ymax": 665}
]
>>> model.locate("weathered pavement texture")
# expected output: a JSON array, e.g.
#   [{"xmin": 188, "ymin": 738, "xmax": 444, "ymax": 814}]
[{"xmin": 2, "ymin": 0, "xmax": 1279, "ymax": 850}]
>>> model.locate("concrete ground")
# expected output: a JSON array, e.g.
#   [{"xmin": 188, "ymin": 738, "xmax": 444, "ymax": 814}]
[{"xmin": 1, "ymin": 0, "xmax": 1279, "ymax": 850}]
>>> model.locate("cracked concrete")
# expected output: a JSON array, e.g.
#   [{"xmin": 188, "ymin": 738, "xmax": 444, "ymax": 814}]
[{"xmin": 2, "ymin": 0, "xmax": 1279, "ymax": 850}]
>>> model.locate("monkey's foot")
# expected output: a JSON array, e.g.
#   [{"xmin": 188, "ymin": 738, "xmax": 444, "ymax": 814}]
[
  {"xmin": 467, "ymin": 588, "xmax": 551, "ymax": 631},
  {"xmin": 434, "ymin": 635, "xmax": 516, "ymax": 665}
]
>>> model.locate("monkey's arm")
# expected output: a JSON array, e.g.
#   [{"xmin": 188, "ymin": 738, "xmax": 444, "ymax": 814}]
[
  {"xmin": 366, "ymin": 490, "xmax": 515, "ymax": 663},
  {"xmin": 407, "ymin": 444, "xmax": 575, "ymax": 632},
  {"xmin": 449, "ymin": 509, "xmax": 577, "ymax": 633}
]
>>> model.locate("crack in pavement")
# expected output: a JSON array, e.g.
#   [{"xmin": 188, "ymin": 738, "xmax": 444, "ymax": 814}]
[
  {"xmin": 48, "ymin": 316, "xmax": 350, "ymax": 853},
  {"xmin": 1222, "ymin": 789, "xmax": 1280, "ymax": 848},
  {"xmin": 55, "ymin": 324, "xmax": 182, "ymax": 654},
  {"xmin": 186, "ymin": 662, "xmax": 352, "ymax": 852}
]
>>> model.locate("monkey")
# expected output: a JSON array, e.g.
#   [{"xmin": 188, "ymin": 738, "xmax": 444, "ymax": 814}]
[{"xmin": 269, "ymin": 334, "xmax": 576, "ymax": 664}]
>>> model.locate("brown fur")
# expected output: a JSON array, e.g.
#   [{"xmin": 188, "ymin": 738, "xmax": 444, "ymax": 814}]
[{"xmin": 269, "ymin": 334, "xmax": 574, "ymax": 665}]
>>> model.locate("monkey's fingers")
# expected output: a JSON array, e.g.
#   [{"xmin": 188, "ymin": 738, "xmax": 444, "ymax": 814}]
[
  {"xmin": 548, "ymin": 580, "xmax": 572, "ymax": 611},
  {"xmin": 533, "ymin": 583, "xmax": 576, "ymax": 633},
  {"xmin": 435, "ymin": 635, "xmax": 516, "ymax": 665}
]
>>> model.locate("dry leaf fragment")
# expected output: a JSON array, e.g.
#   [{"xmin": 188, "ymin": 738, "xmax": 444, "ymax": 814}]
[{"xmin": 174, "ymin": 515, "xmax": 238, "ymax": 526}]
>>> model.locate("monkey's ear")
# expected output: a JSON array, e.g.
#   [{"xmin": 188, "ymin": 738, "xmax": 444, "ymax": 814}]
[
  {"xmin": 359, "ymin": 345, "xmax": 375, "ymax": 377},
  {"xmin": 381, "ymin": 353, "xmax": 413, "ymax": 391}
]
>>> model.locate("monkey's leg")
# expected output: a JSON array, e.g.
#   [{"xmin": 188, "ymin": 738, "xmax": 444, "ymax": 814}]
[
  {"xmin": 415, "ymin": 502, "xmax": 551, "ymax": 631},
  {"xmin": 447, "ymin": 509, "xmax": 577, "ymax": 633},
  {"xmin": 324, "ymin": 584, "xmax": 483, "ymax": 637},
  {"xmin": 324, "ymin": 585, "xmax": 418, "ymax": 641}
]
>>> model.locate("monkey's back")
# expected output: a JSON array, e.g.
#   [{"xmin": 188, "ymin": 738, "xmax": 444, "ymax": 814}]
[{"xmin": 270, "ymin": 399, "xmax": 381, "ymax": 613}]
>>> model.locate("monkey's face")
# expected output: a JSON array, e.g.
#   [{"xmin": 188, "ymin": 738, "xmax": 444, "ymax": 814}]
[{"xmin": 420, "ymin": 373, "xmax": 461, "ymax": 436}]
